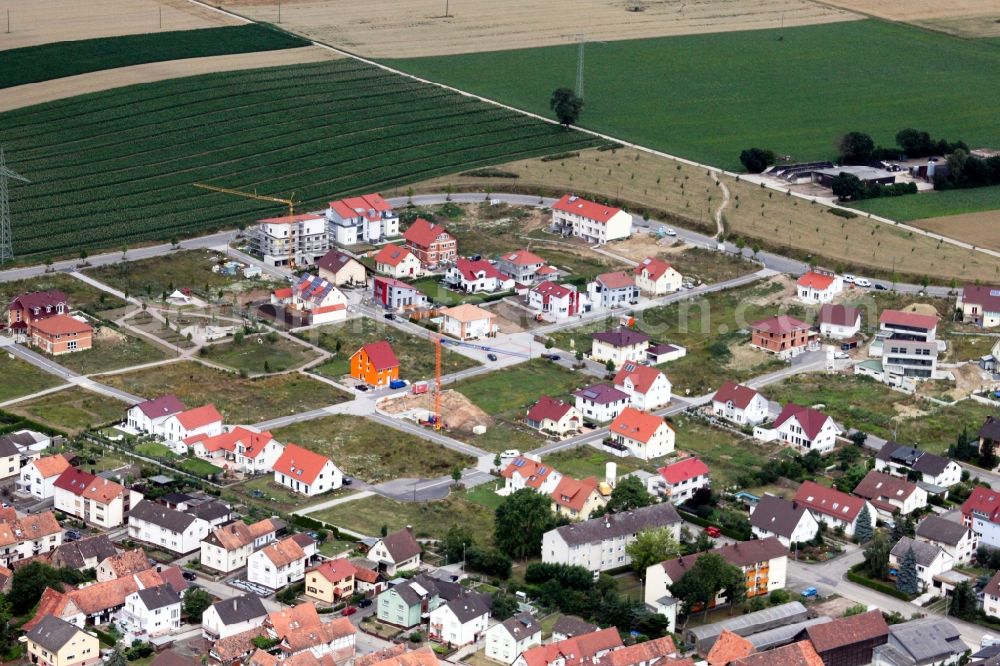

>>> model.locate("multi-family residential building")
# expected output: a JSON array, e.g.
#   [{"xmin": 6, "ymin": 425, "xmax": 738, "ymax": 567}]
[
  {"xmin": 367, "ymin": 527, "xmax": 421, "ymax": 576},
  {"xmin": 495, "ymin": 250, "xmax": 548, "ymax": 285},
  {"xmin": 125, "ymin": 395, "xmax": 185, "ymax": 435},
  {"xmin": 439, "ymin": 303, "xmax": 498, "ymax": 340},
  {"xmin": 550, "ymin": 476, "xmax": 606, "ymax": 521},
  {"xmin": 22, "ymin": 615, "xmax": 100, "ymax": 666},
  {"xmin": 874, "ymin": 441, "xmax": 961, "ymax": 489},
  {"xmin": 200, "ymin": 518, "xmax": 284, "ymax": 573},
  {"xmin": 305, "ymin": 558, "xmax": 356, "ymax": 604},
  {"xmin": 53, "ymin": 468, "xmax": 133, "ymax": 529},
  {"xmin": 756, "ymin": 403, "xmax": 840, "ymax": 454},
  {"xmin": 956, "ymin": 283, "xmax": 1000, "ymax": 328},
  {"xmin": 524, "ymin": 397, "xmax": 582, "ymax": 437},
  {"xmin": 428, "ymin": 592, "xmax": 491, "ymax": 646},
  {"xmin": 271, "ymin": 273, "xmax": 348, "ymax": 326},
  {"xmin": 31, "ymin": 316, "xmax": 93, "ymax": 355},
  {"xmin": 590, "ymin": 327, "xmax": 651, "ymax": 368},
  {"xmin": 202, "ymin": 594, "xmax": 268, "ymax": 640},
  {"xmin": 888, "ymin": 537, "xmax": 953, "ymax": 595},
  {"xmin": 749, "ymin": 496, "xmax": 819, "ymax": 548},
  {"xmin": 272, "ymin": 444, "xmax": 342, "ymax": 496},
  {"xmin": 543, "ymin": 503, "xmax": 682, "ymax": 574},
  {"xmin": 7, "ymin": 290, "xmax": 69, "ymax": 339},
  {"xmin": 572, "ymin": 384, "xmax": 630, "ymax": 423},
  {"xmin": 316, "ymin": 249, "xmax": 367, "ymax": 288},
  {"xmin": 350, "ymin": 341, "xmax": 400, "ymax": 388},
  {"xmin": 326, "ymin": 193, "xmax": 399, "ymax": 246},
  {"xmin": 250, "ymin": 213, "xmax": 330, "ymax": 268},
  {"xmin": 795, "ymin": 269, "xmax": 843, "ymax": 304},
  {"xmin": 484, "ymin": 613, "xmax": 541, "ymax": 665},
  {"xmin": 247, "ymin": 534, "xmax": 316, "ymax": 590},
  {"xmin": 794, "ymin": 481, "xmax": 876, "ymax": 537},
  {"xmin": 606, "ymin": 408, "xmax": 675, "ymax": 460},
  {"xmin": 853, "ymin": 470, "xmax": 928, "ymax": 519},
  {"xmin": 511, "ymin": 628, "xmax": 622, "ymax": 666},
  {"xmin": 877, "ymin": 338, "xmax": 938, "ymax": 380},
  {"xmin": 587, "ymin": 272, "xmax": 639, "ymax": 309},
  {"xmin": 376, "ymin": 574, "xmax": 460, "ymax": 628},
  {"xmin": 527, "ymin": 281, "xmax": 585, "ymax": 320},
  {"xmin": 878, "ymin": 309, "xmax": 938, "ymax": 343},
  {"xmin": 915, "ymin": 515, "xmax": 976, "ymax": 564},
  {"xmin": 613, "ymin": 363, "xmax": 671, "ymax": 411},
  {"xmin": 551, "ymin": 194, "xmax": 632, "ymax": 243},
  {"xmin": 444, "ymin": 259, "xmax": 514, "ymax": 293},
  {"xmin": 634, "ymin": 257, "xmax": 681, "ymax": 295},
  {"xmin": 403, "ymin": 218, "xmax": 457, "ymax": 268},
  {"xmin": 17, "ymin": 454, "xmax": 71, "ymax": 499},
  {"xmin": 961, "ymin": 486, "xmax": 1000, "ymax": 549},
  {"xmin": 118, "ymin": 584, "xmax": 182, "ymax": 642},
  {"xmin": 648, "ymin": 457, "xmax": 710, "ymax": 503},
  {"xmin": 710, "ymin": 381, "xmax": 769, "ymax": 426},
  {"xmin": 644, "ymin": 538, "xmax": 789, "ymax": 632},
  {"xmin": 372, "ymin": 276, "xmax": 428, "ymax": 311},
  {"xmin": 818, "ymin": 304, "xmax": 862, "ymax": 340},
  {"xmin": 374, "ymin": 245, "xmax": 422, "ymax": 279},
  {"xmin": 0, "ymin": 511, "xmax": 63, "ymax": 567},
  {"xmin": 128, "ymin": 499, "xmax": 212, "ymax": 555},
  {"xmin": 749, "ymin": 315, "xmax": 813, "ymax": 358},
  {"xmin": 500, "ymin": 456, "xmax": 562, "ymax": 496}
]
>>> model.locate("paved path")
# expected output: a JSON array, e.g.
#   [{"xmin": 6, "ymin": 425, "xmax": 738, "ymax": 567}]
[{"xmin": 295, "ymin": 490, "xmax": 375, "ymax": 515}]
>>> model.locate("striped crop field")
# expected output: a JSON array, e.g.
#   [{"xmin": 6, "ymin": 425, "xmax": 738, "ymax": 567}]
[{"xmin": 1, "ymin": 60, "xmax": 602, "ymax": 259}]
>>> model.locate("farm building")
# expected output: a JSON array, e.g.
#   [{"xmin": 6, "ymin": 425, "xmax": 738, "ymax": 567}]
[{"xmin": 811, "ymin": 166, "xmax": 896, "ymax": 189}]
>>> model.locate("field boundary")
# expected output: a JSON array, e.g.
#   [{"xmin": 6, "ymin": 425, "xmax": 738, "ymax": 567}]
[{"xmin": 183, "ymin": 0, "xmax": 1000, "ymax": 266}]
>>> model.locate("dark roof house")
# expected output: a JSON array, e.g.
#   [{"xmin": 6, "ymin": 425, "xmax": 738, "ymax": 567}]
[
  {"xmin": 749, "ymin": 496, "xmax": 812, "ymax": 541},
  {"xmin": 592, "ymin": 327, "xmax": 651, "ymax": 348},
  {"xmin": 805, "ymin": 610, "xmax": 888, "ymax": 666}
]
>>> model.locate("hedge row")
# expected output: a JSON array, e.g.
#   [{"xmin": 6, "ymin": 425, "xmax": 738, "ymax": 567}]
[{"xmin": 846, "ymin": 564, "xmax": 913, "ymax": 601}]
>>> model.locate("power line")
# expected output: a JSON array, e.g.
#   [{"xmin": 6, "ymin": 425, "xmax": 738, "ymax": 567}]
[{"xmin": 0, "ymin": 147, "xmax": 30, "ymax": 265}]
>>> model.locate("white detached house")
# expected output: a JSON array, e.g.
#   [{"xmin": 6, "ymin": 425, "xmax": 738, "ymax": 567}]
[
  {"xmin": 607, "ymin": 408, "xmax": 674, "ymax": 461},
  {"xmin": 17, "ymin": 454, "xmax": 70, "ymax": 500},
  {"xmin": 247, "ymin": 534, "xmax": 315, "ymax": 590},
  {"xmin": 710, "ymin": 381, "xmax": 769, "ymax": 426},
  {"xmin": 485, "ymin": 614, "xmax": 541, "ymax": 665},
  {"xmin": 118, "ymin": 584, "xmax": 182, "ymax": 643},
  {"xmin": 159, "ymin": 404, "xmax": 223, "ymax": 443},
  {"xmin": 272, "ymin": 444, "xmax": 342, "ymax": 496},
  {"xmin": 613, "ymin": 363, "xmax": 671, "ymax": 411},
  {"xmin": 125, "ymin": 395, "xmax": 185, "ymax": 435},
  {"xmin": 429, "ymin": 593, "xmax": 491, "ymax": 646},
  {"xmin": 755, "ymin": 403, "xmax": 840, "ymax": 454}
]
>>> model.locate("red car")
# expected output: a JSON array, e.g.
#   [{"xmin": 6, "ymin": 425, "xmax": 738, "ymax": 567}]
[
  {"xmin": 342, "ymin": 606, "xmax": 357, "ymax": 616},
  {"xmin": 705, "ymin": 526, "xmax": 722, "ymax": 538}
]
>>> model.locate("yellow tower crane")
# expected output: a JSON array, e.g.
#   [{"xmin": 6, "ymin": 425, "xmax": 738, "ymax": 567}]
[{"xmin": 193, "ymin": 183, "xmax": 300, "ymax": 268}]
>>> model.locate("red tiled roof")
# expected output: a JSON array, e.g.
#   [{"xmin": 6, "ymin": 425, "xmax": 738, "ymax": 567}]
[
  {"xmin": 532, "ymin": 281, "xmax": 575, "ymax": 299},
  {"xmin": 818, "ymin": 304, "xmax": 861, "ymax": 327},
  {"xmin": 197, "ymin": 427, "xmax": 274, "ymax": 457},
  {"xmin": 553, "ymin": 194, "xmax": 622, "ymax": 224},
  {"xmin": 175, "ymin": 404, "xmax": 222, "ymax": 431},
  {"xmin": 879, "ymin": 309, "xmax": 939, "ymax": 330},
  {"xmin": 596, "ymin": 271, "xmax": 635, "ymax": 289},
  {"xmin": 374, "ymin": 244, "xmax": 415, "ymax": 267},
  {"xmin": 355, "ymin": 341, "xmax": 399, "ymax": 371},
  {"xmin": 501, "ymin": 249, "xmax": 545, "ymax": 266},
  {"xmin": 32, "ymin": 454, "xmax": 71, "ymax": 479},
  {"xmin": 711, "ymin": 381, "xmax": 761, "ymax": 409},
  {"xmin": 635, "ymin": 257, "xmax": 674, "ymax": 281},
  {"xmin": 310, "ymin": 558, "xmax": 356, "ymax": 583},
  {"xmin": 403, "ymin": 218, "xmax": 453, "ymax": 249},
  {"xmin": 658, "ymin": 457, "xmax": 709, "ymax": 485},
  {"xmin": 53, "ymin": 468, "xmax": 126, "ymax": 504},
  {"xmin": 272, "ymin": 444, "xmax": 333, "ymax": 486},
  {"xmin": 706, "ymin": 630, "xmax": 755, "ymax": 666},
  {"xmin": 614, "ymin": 363, "xmax": 665, "ymax": 395},
  {"xmin": 551, "ymin": 476, "xmax": 600, "ymax": 513},
  {"xmin": 273, "ymin": 287, "xmax": 293, "ymax": 300},
  {"xmin": 500, "ymin": 456, "xmax": 558, "ymax": 489},
  {"xmin": 750, "ymin": 315, "xmax": 811, "ymax": 335},
  {"xmin": 261, "ymin": 536, "xmax": 307, "ymax": 568},
  {"xmin": 455, "ymin": 258, "xmax": 506, "ymax": 282},
  {"xmin": 731, "ymin": 640, "xmax": 822, "ymax": 666},
  {"xmin": 31, "ymin": 315, "xmax": 91, "ymax": 336},
  {"xmin": 329, "ymin": 193, "xmax": 392, "ymax": 220},
  {"xmin": 609, "ymin": 407, "xmax": 668, "ymax": 444},
  {"xmin": 963, "ymin": 485, "xmax": 1000, "ymax": 523},
  {"xmin": 518, "ymin": 627, "xmax": 622, "ymax": 666},
  {"xmin": 794, "ymin": 480, "xmax": 865, "ymax": 522},
  {"xmin": 806, "ymin": 610, "xmax": 887, "ymax": 653},
  {"xmin": 526, "ymin": 396, "xmax": 576, "ymax": 423},
  {"xmin": 796, "ymin": 271, "xmax": 836, "ymax": 290},
  {"xmin": 605, "ymin": 636, "xmax": 677, "ymax": 666},
  {"xmin": 773, "ymin": 403, "xmax": 832, "ymax": 441}
]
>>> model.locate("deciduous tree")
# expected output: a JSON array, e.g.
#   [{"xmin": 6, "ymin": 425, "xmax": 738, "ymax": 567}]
[
  {"xmin": 626, "ymin": 528, "xmax": 681, "ymax": 579},
  {"xmin": 550, "ymin": 88, "xmax": 584, "ymax": 129},
  {"xmin": 495, "ymin": 489, "xmax": 556, "ymax": 559}
]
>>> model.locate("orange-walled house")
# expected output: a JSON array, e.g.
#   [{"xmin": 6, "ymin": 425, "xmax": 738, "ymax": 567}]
[
  {"xmin": 350, "ymin": 341, "xmax": 400, "ymax": 387},
  {"xmin": 31, "ymin": 315, "xmax": 93, "ymax": 355},
  {"xmin": 749, "ymin": 315, "xmax": 813, "ymax": 359}
]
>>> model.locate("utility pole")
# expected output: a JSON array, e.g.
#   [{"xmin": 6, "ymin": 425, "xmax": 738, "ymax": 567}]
[
  {"xmin": 6, "ymin": 9, "xmax": 10, "ymax": 34},
  {"xmin": 278, "ymin": 1, "xmax": 282, "ymax": 23},
  {"xmin": 576, "ymin": 35, "xmax": 585, "ymax": 99},
  {"xmin": 159, "ymin": 7, "xmax": 162, "ymax": 29},
  {"xmin": 444, "ymin": 0, "xmax": 450, "ymax": 17},
  {"xmin": 0, "ymin": 148, "xmax": 30, "ymax": 265}
]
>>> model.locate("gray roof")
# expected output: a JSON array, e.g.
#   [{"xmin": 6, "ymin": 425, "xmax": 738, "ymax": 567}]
[
  {"xmin": 685, "ymin": 602, "xmax": 808, "ymax": 655},
  {"xmin": 52, "ymin": 534, "xmax": 117, "ymax": 569},
  {"xmin": 552, "ymin": 615, "xmax": 599, "ymax": 638},
  {"xmin": 137, "ymin": 584, "xmax": 181, "ymax": 610},
  {"xmin": 378, "ymin": 528, "xmax": 421, "ymax": 563},
  {"xmin": 130, "ymin": 500, "xmax": 197, "ymax": 532},
  {"xmin": 878, "ymin": 441, "xmax": 953, "ymax": 477},
  {"xmin": 890, "ymin": 536, "xmax": 945, "ymax": 567},
  {"xmin": 499, "ymin": 613, "xmax": 541, "ymax": 640},
  {"xmin": 188, "ymin": 501, "xmax": 231, "ymax": 522},
  {"xmin": 550, "ymin": 503, "xmax": 681, "ymax": 547},
  {"xmin": 749, "ymin": 496, "xmax": 811, "ymax": 539},
  {"xmin": 915, "ymin": 515, "xmax": 970, "ymax": 547},
  {"xmin": 0, "ymin": 436, "xmax": 21, "ymax": 457},
  {"xmin": 745, "ymin": 616, "xmax": 831, "ymax": 651},
  {"xmin": 212, "ymin": 594, "xmax": 267, "ymax": 626},
  {"xmin": 875, "ymin": 618, "xmax": 965, "ymax": 664},
  {"xmin": 444, "ymin": 592, "xmax": 491, "ymax": 623},
  {"xmin": 912, "ymin": 451, "xmax": 953, "ymax": 477},
  {"xmin": 26, "ymin": 615, "xmax": 86, "ymax": 652},
  {"xmin": 388, "ymin": 574, "xmax": 460, "ymax": 606}
]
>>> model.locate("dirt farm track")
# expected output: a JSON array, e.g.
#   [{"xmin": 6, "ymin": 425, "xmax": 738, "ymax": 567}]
[{"xmin": 219, "ymin": 0, "xmax": 859, "ymax": 58}]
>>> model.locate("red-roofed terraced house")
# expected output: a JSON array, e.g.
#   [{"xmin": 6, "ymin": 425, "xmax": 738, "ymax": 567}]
[
  {"xmin": 552, "ymin": 194, "xmax": 632, "ymax": 243},
  {"xmin": 250, "ymin": 213, "xmax": 329, "ymax": 268},
  {"xmin": 525, "ymin": 397, "xmax": 582, "ymax": 437},
  {"xmin": 350, "ymin": 341, "xmax": 400, "ymax": 388},
  {"xmin": 756, "ymin": 403, "xmax": 840, "ymax": 454},
  {"xmin": 528, "ymin": 281, "xmax": 585, "ymax": 320},
  {"xmin": 272, "ymin": 444, "xmax": 343, "ymax": 496},
  {"xmin": 326, "ymin": 193, "xmax": 399, "ymax": 245},
  {"xmin": 54, "ymin": 468, "xmax": 131, "ymax": 529},
  {"xmin": 403, "ymin": 218, "xmax": 456, "ymax": 268},
  {"xmin": 651, "ymin": 457, "xmax": 710, "ymax": 503},
  {"xmin": 750, "ymin": 315, "xmax": 814, "ymax": 359},
  {"xmin": 795, "ymin": 268, "xmax": 842, "ymax": 304}
]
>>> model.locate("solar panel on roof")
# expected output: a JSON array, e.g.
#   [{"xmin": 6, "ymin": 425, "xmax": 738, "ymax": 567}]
[
  {"xmin": 513, "ymin": 459, "xmax": 526, "ymax": 467},
  {"xmin": 583, "ymin": 389, "xmax": 599, "ymax": 398},
  {"xmin": 537, "ymin": 466, "xmax": 547, "ymax": 475},
  {"xmin": 992, "ymin": 290, "xmax": 1000, "ymax": 297}
]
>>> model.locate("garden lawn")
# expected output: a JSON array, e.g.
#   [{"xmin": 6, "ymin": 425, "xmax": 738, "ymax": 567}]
[
  {"xmin": 385, "ymin": 20, "xmax": 1000, "ymax": 171},
  {"xmin": 849, "ymin": 184, "xmax": 1000, "ymax": 221},
  {"xmin": 541, "ymin": 449, "xmax": 645, "ymax": 480},
  {"xmin": 0, "ymin": 273, "xmax": 125, "ymax": 315},
  {"xmin": 227, "ymin": 474, "xmax": 356, "ymax": 513},
  {"xmin": 409, "ymin": 276, "xmax": 511, "ymax": 307},
  {"xmin": 179, "ymin": 457, "xmax": 224, "ymax": 478},
  {"xmin": 55, "ymin": 332, "xmax": 169, "ymax": 374},
  {"xmin": 312, "ymin": 494, "xmax": 495, "ymax": 545},
  {"xmin": 458, "ymin": 483, "xmax": 506, "ymax": 511},
  {"xmin": 96, "ymin": 361, "xmax": 348, "ymax": 423},
  {"xmin": 85, "ymin": 249, "xmax": 244, "ymax": 299},
  {"xmin": 0, "ymin": 354, "xmax": 63, "ymax": 402},
  {"xmin": 302, "ymin": 317, "xmax": 478, "ymax": 382},
  {"xmin": 673, "ymin": 415, "xmax": 783, "ymax": 489},
  {"xmin": 273, "ymin": 415, "xmax": 474, "ymax": 483},
  {"xmin": 199, "ymin": 336, "xmax": 320, "ymax": 375},
  {"xmin": 8, "ymin": 387, "xmax": 127, "ymax": 434},
  {"xmin": 134, "ymin": 442, "xmax": 174, "ymax": 458}
]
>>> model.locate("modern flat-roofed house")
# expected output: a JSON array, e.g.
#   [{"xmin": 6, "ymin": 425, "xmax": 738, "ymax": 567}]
[
  {"xmin": 368, "ymin": 527, "xmax": 421, "ymax": 576},
  {"xmin": 552, "ymin": 194, "xmax": 632, "ymax": 243},
  {"xmin": 403, "ymin": 218, "xmax": 457, "ymax": 268},
  {"xmin": 250, "ymin": 213, "xmax": 329, "ymax": 267},
  {"xmin": 496, "ymin": 250, "xmax": 547, "ymax": 285},
  {"xmin": 316, "ymin": 249, "xmax": 367, "ymax": 287},
  {"xmin": 750, "ymin": 315, "xmax": 813, "ymax": 359},
  {"xmin": 543, "ymin": 503, "xmax": 682, "ymax": 574},
  {"xmin": 874, "ymin": 441, "xmax": 961, "ymax": 490},
  {"xmin": 374, "ymin": 244, "xmax": 422, "ymax": 279},
  {"xmin": 649, "ymin": 457, "xmax": 710, "ymax": 503},
  {"xmin": 588, "ymin": 272, "xmax": 639, "ymax": 309},
  {"xmin": 591, "ymin": 327, "xmax": 651, "ymax": 368},
  {"xmin": 818, "ymin": 304, "xmax": 862, "ymax": 340},
  {"xmin": 573, "ymin": 384, "xmax": 630, "ymax": 423},
  {"xmin": 326, "ymin": 193, "xmax": 399, "ymax": 246},
  {"xmin": 202, "ymin": 594, "xmax": 268, "ymax": 640},
  {"xmin": 795, "ymin": 269, "xmax": 842, "ymax": 304},
  {"xmin": 853, "ymin": 470, "xmax": 927, "ymax": 519},
  {"xmin": 957, "ymin": 283, "xmax": 1000, "ymax": 328},
  {"xmin": 272, "ymin": 444, "xmax": 342, "ymax": 497},
  {"xmin": 614, "ymin": 363, "xmax": 671, "ymax": 411},
  {"xmin": 749, "ymin": 496, "xmax": 819, "ymax": 548},
  {"xmin": 794, "ymin": 481, "xmax": 876, "ymax": 537},
  {"xmin": 710, "ymin": 381, "xmax": 769, "ymax": 426},
  {"xmin": 31, "ymin": 315, "xmax": 93, "ymax": 355},
  {"xmin": 485, "ymin": 613, "xmax": 541, "ymax": 665},
  {"xmin": 634, "ymin": 257, "xmax": 682, "ymax": 296},
  {"xmin": 915, "ymin": 515, "xmax": 975, "ymax": 564}
]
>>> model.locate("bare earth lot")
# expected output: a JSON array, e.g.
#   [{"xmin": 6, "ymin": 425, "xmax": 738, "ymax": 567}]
[
  {"xmin": 0, "ymin": 46, "xmax": 338, "ymax": 112},
  {"xmin": 0, "ymin": 0, "xmax": 239, "ymax": 50},
  {"xmin": 815, "ymin": 0, "xmax": 1000, "ymax": 37},
  {"xmin": 219, "ymin": 0, "xmax": 858, "ymax": 57},
  {"xmin": 909, "ymin": 210, "xmax": 1000, "ymax": 253}
]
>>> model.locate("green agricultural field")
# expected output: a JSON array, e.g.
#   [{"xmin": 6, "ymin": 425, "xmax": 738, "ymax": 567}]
[
  {"xmin": 849, "ymin": 185, "xmax": 1000, "ymax": 221},
  {"xmin": 0, "ymin": 24, "xmax": 310, "ymax": 89},
  {"xmin": 2, "ymin": 60, "xmax": 601, "ymax": 260},
  {"xmin": 385, "ymin": 20, "xmax": 1000, "ymax": 171}
]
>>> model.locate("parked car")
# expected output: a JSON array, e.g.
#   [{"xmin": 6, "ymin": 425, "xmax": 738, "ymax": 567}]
[
  {"xmin": 854, "ymin": 278, "xmax": 872, "ymax": 288},
  {"xmin": 356, "ymin": 385, "xmax": 369, "ymax": 392},
  {"xmin": 182, "ymin": 571, "xmax": 197, "ymax": 581},
  {"xmin": 705, "ymin": 526, "xmax": 722, "ymax": 538},
  {"xmin": 343, "ymin": 477, "xmax": 353, "ymax": 485},
  {"xmin": 487, "ymin": 353, "xmax": 498, "ymax": 361},
  {"xmin": 874, "ymin": 283, "xmax": 888, "ymax": 290},
  {"xmin": 500, "ymin": 449, "xmax": 520, "ymax": 461},
  {"xmin": 664, "ymin": 228, "xmax": 677, "ymax": 236},
  {"xmin": 65, "ymin": 530, "xmax": 81, "ymax": 542},
  {"xmin": 383, "ymin": 312, "xmax": 395, "ymax": 320},
  {"xmin": 801, "ymin": 586, "xmax": 818, "ymax": 598},
  {"xmin": 342, "ymin": 606, "xmax": 357, "ymax": 616},
  {"xmin": 358, "ymin": 598, "xmax": 372, "ymax": 608},
  {"xmin": 842, "ymin": 274, "xmax": 856, "ymax": 284}
]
